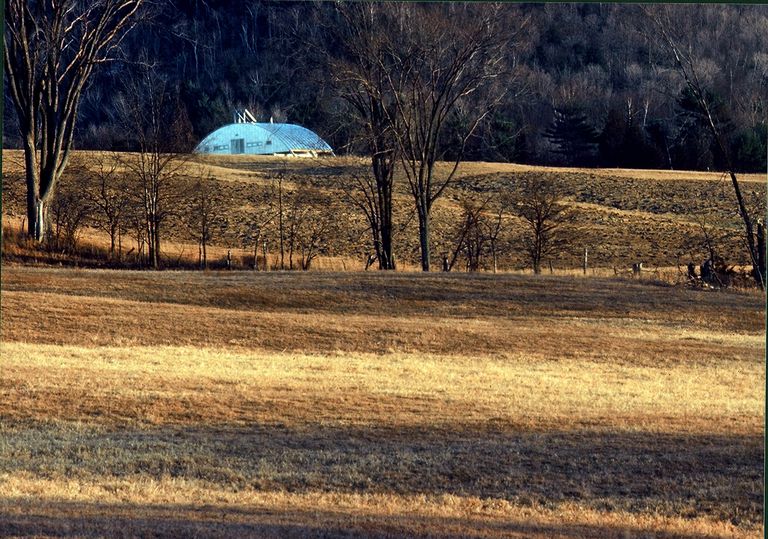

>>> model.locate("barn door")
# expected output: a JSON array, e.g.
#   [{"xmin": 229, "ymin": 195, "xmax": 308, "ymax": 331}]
[{"xmin": 231, "ymin": 138, "xmax": 245, "ymax": 154}]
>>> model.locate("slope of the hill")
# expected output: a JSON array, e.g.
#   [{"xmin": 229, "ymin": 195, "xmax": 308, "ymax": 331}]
[{"xmin": 2, "ymin": 150, "xmax": 765, "ymax": 272}]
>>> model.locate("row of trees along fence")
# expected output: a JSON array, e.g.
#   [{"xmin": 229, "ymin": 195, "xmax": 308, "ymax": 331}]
[
  {"xmin": 442, "ymin": 177, "xmax": 572, "ymax": 275},
  {"xmin": 4, "ymin": 155, "xmax": 762, "ymax": 280},
  {"xmin": 3, "ymin": 160, "xmax": 343, "ymax": 272}
]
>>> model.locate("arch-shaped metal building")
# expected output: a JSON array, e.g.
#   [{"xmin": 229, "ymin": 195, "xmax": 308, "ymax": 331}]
[{"xmin": 195, "ymin": 121, "xmax": 333, "ymax": 157}]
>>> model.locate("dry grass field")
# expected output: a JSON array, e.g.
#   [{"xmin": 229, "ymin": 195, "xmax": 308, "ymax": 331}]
[
  {"xmin": 0, "ymin": 265, "xmax": 765, "ymax": 538},
  {"xmin": 2, "ymin": 151, "xmax": 765, "ymax": 536}
]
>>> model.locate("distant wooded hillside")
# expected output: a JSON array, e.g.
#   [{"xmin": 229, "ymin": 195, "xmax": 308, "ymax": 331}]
[{"xmin": 4, "ymin": 2, "xmax": 766, "ymax": 172}]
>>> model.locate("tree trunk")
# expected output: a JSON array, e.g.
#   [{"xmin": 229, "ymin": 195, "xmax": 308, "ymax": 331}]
[
  {"xmin": 278, "ymin": 180, "xmax": 285, "ymax": 270},
  {"xmin": 109, "ymin": 223, "xmax": 117, "ymax": 256},
  {"xmin": 756, "ymin": 221, "xmax": 765, "ymax": 287},
  {"xmin": 154, "ymin": 223, "xmax": 161, "ymax": 269},
  {"xmin": 252, "ymin": 232, "xmax": 261, "ymax": 270},
  {"xmin": 27, "ymin": 164, "xmax": 57, "ymax": 245},
  {"xmin": 28, "ymin": 196, "xmax": 50, "ymax": 243},
  {"xmin": 24, "ymin": 147, "xmax": 51, "ymax": 242},
  {"xmin": 378, "ymin": 172, "xmax": 395, "ymax": 270},
  {"xmin": 369, "ymin": 223, "xmax": 383, "ymax": 270},
  {"xmin": 146, "ymin": 222, "xmax": 154, "ymax": 268},
  {"xmin": 380, "ymin": 221, "xmax": 395, "ymax": 270},
  {"xmin": 533, "ymin": 236, "xmax": 542, "ymax": 275},
  {"xmin": 288, "ymin": 233, "xmax": 294, "ymax": 270},
  {"xmin": 417, "ymin": 208, "xmax": 431, "ymax": 272},
  {"xmin": 725, "ymin": 170, "xmax": 763, "ymax": 289},
  {"xmin": 368, "ymin": 147, "xmax": 396, "ymax": 270},
  {"xmin": 147, "ymin": 218, "xmax": 160, "ymax": 270}
]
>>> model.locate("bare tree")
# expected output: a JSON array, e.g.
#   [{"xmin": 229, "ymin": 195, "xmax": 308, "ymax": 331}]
[
  {"xmin": 239, "ymin": 185, "xmax": 277, "ymax": 270},
  {"xmin": 327, "ymin": 3, "xmax": 400, "ymax": 269},
  {"xmin": 4, "ymin": 0, "xmax": 144, "ymax": 241},
  {"xmin": 284, "ymin": 182, "xmax": 332, "ymax": 271},
  {"xmin": 116, "ymin": 61, "xmax": 192, "ymax": 269},
  {"xmin": 445, "ymin": 197, "xmax": 508, "ymax": 273},
  {"xmin": 188, "ymin": 169, "xmax": 221, "ymax": 270},
  {"xmin": 48, "ymin": 180, "xmax": 93, "ymax": 254},
  {"xmin": 446, "ymin": 200, "xmax": 486, "ymax": 272},
  {"xmin": 127, "ymin": 207, "xmax": 147, "ymax": 264},
  {"xmin": 643, "ymin": 5, "xmax": 765, "ymax": 289},
  {"xmin": 376, "ymin": 4, "xmax": 522, "ymax": 271},
  {"xmin": 511, "ymin": 176, "xmax": 572, "ymax": 275},
  {"xmin": 296, "ymin": 204, "xmax": 333, "ymax": 271},
  {"xmin": 86, "ymin": 154, "xmax": 131, "ymax": 260},
  {"xmin": 276, "ymin": 171, "xmax": 286, "ymax": 269},
  {"xmin": 334, "ymin": 164, "xmax": 398, "ymax": 271},
  {"xmin": 485, "ymin": 201, "xmax": 508, "ymax": 274}
]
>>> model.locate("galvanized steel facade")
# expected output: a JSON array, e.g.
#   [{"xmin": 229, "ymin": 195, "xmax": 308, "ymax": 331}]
[{"xmin": 194, "ymin": 123, "xmax": 333, "ymax": 156}]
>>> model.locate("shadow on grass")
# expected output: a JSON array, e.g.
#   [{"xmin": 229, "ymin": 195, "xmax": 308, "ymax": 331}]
[
  {"xmin": 3, "ymin": 266, "xmax": 765, "ymax": 324},
  {"xmin": 2, "ymin": 423, "xmax": 762, "ymax": 529},
  {"xmin": 2, "ymin": 269, "xmax": 765, "ymax": 355},
  {"xmin": 0, "ymin": 499, "xmax": 739, "ymax": 539}
]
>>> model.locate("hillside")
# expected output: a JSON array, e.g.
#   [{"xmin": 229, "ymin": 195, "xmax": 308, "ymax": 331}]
[
  {"xmin": 6, "ymin": 4, "xmax": 766, "ymax": 174},
  {"xmin": 2, "ymin": 150, "xmax": 765, "ymax": 275}
]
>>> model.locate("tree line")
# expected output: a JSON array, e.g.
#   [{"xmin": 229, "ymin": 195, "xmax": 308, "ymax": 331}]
[
  {"xmin": 5, "ymin": 3, "xmax": 765, "ymax": 173},
  {"xmin": 2, "ymin": 154, "xmax": 575, "ymax": 276},
  {"xmin": 3, "ymin": 154, "xmax": 351, "ymax": 271}
]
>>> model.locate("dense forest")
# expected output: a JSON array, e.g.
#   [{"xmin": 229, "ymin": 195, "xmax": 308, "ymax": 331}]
[{"xmin": 4, "ymin": 2, "xmax": 767, "ymax": 172}]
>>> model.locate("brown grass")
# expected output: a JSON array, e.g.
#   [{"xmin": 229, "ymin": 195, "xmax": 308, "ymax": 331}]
[
  {"xmin": 0, "ymin": 267, "xmax": 764, "ymax": 537},
  {"xmin": 2, "ymin": 149, "xmax": 765, "ymax": 537},
  {"xmin": 1, "ymin": 479, "xmax": 759, "ymax": 538}
]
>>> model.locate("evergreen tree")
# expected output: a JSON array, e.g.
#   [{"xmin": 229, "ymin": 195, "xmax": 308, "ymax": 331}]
[
  {"xmin": 598, "ymin": 107, "xmax": 626, "ymax": 167},
  {"xmin": 673, "ymin": 87, "xmax": 734, "ymax": 171},
  {"xmin": 544, "ymin": 108, "xmax": 599, "ymax": 166},
  {"xmin": 731, "ymin": 125, "xmax": 767, "ymax": 173},
  {"xmin": 485, "ymin": 113, "xmax": 523, "ymax": 163},
  {"xmin": 599, "ymin": 107, "xmax": 661, "ymax": 169},
  {"xmin": 622, "ymin": 122, "xmax": 660, "ymax": 169}
]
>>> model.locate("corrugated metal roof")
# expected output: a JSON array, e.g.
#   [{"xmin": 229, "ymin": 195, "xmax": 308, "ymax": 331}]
[{"xmin": 194, "ymin": 123, "xmax": 333, "ymax": 155}]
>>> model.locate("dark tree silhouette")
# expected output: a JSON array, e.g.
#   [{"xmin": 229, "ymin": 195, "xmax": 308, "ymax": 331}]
[
  {"xmin": 511, "ymin": 176, "xmax": 572, "ymax": 275},
  {"xmin": 381, "ymin": 4, "xmax": 520, "ymax": 271},
  {"xmin": 327, "ymin": 3, "xmax": 400, "ymax": 270}
]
